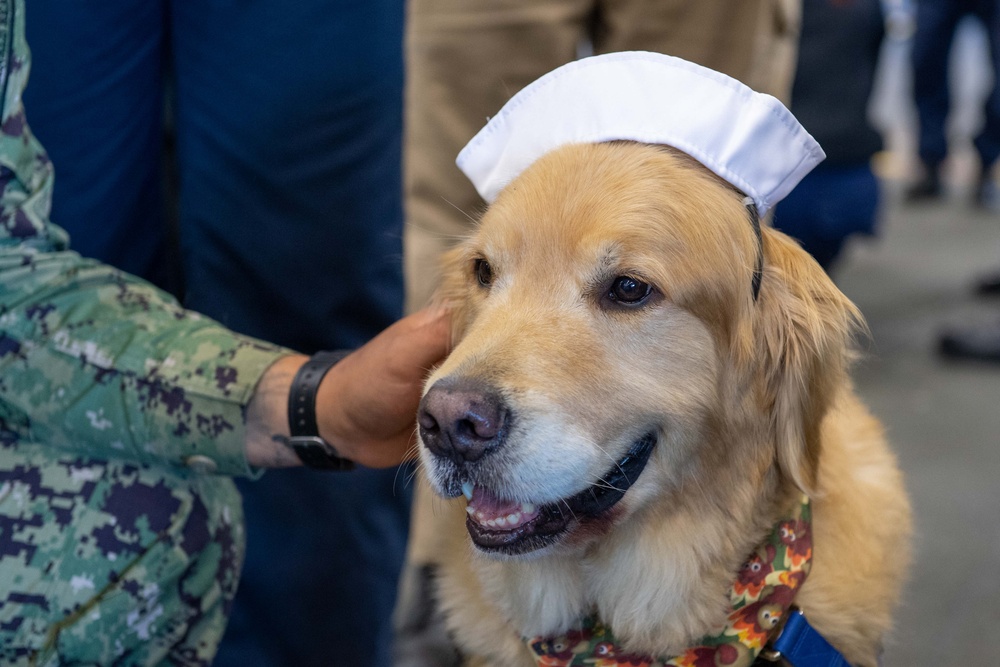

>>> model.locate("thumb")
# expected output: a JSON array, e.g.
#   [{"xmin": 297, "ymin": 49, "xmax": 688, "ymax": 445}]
[{"xmin": 387, "ymin": 304, "xmax": 452, "ymax": 375}]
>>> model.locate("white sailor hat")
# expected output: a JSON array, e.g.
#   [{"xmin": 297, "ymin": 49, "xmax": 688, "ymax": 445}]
[{"xmin": 456, "ymin": 51, "xmax": 825, "ymax": 218}]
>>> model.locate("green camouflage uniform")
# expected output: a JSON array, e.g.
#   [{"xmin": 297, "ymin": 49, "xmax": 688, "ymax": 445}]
[{"xmin": 0, "ymin": 0, "xmax": 293, "ymax": 663}]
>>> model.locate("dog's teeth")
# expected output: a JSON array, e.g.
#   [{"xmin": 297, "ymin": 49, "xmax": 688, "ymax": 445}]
[
  {"xmin": 495, "ymin": 516, "xmax": 508, "ymax": 527},
  {"xmin": 521, "ymin": 503, "xmax": 535, "ymax": 514},
  {"xmin": 466, "ymin": 506, "xmax": 474, "ymax": 515},
  {"xmin": 461, "ymin": 482, "xmax": 474, "ymax": 501},
  {"xmin": 507, "ymin": 513, "xmax": 520, "ymax": 525}
]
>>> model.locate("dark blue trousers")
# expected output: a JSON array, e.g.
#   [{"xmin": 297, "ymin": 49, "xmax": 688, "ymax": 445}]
[
  {"xmin": 773, "ymin": 164, "xmax": 881, "ymax": 271},
  {"xmin": 25, "ymin": 2, "xmax": 409, "ymax": 665},
  {"xmin": 911, "ymin": 0, "xmax": 1000, "ymax": 169}
]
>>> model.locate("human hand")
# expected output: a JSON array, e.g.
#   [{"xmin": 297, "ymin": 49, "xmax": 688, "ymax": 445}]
[{"xmin": 316, "ymin": 305, "xmax": 452, "ymax": 468}]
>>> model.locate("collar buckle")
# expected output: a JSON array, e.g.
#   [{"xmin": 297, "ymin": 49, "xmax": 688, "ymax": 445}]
[
  {"xmin": 761, "ymin": 606, "xmax": 853, "ymax": 667},
  {"xmin": 758, "ymin": 647, "xmax": 783, "ymax": 662}
]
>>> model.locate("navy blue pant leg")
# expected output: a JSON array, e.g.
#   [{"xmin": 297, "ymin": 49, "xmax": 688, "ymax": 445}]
[
  {"xmin": 170, "ymin": 0, "xmax": 406, "ymax": 353},
  {"xmin": 912, "ymin": 0, "xmax": 1000, "ymax": 169},
  {"xmin": 911, "ymin": 0, "xmax": 963, "ymax": 168},
  {"xmin": 167, "ymin": 2, "xmax": 409, "ymax": 666},
  {"xmin": 773, "ymin": 164, "xmax": 880, "ymax": 272},
  {"xmin": 23, "ymin": 0, "xmax": 174, "ymax": 291},
  {"xmin": 973, "ymin": 1, "xmax": 1000, "ymax": 168}
]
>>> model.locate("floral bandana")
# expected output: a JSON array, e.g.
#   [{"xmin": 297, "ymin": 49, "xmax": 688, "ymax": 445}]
[{"xmin": 526, "ymin": 497, "xmax": 812, "ymax": 667}]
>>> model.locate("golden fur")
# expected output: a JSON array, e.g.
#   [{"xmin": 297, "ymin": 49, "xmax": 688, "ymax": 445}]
[{"xmin": 417, "ymin": 142, "xmax": 911, "ymax": 666}]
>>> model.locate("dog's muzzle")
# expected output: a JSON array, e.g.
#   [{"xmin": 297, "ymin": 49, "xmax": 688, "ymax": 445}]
[{"xmin": 419, "ymin": 378, "xmax": 657, "ymax": 555}]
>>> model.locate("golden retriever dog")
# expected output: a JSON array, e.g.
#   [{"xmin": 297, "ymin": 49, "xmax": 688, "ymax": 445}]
[{"xmin": 416, "ymin": 141, "xmax": 911, "ymax": 667}]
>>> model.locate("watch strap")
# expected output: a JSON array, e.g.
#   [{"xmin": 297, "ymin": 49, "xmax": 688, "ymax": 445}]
[{"xmin": 286, "ymin": 350, "xmax": 355, "ymax": 471}]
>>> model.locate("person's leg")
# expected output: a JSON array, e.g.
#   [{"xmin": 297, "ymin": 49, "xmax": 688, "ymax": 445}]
[
  {"xmin": 403, "ymin": 0, "xmax": 594, "ymax": 313},
  {"xmin": 595, "ymin": 0, "xmax": 800, "ymax": 103},
  {"xmin": 0, "ymin": 447, "xmax": 244, "ymax": 665},
  {"xmin": 23, "ymin": 1, "xmax": 173, "ymax": 291},
  {"xmin": 972, "ymin": 0, "xmax": 1000, "ymax": 182},
  {"xmin": 171, "ymin": 0, "xmax": 405, "ymax": 352},
  {"xmin": 169, "ymin": 2, "xmax": 409, "ymax": 665},
  {"xmin": 911, "ymin": 0, "xmax": 963, "ymax": 184}
]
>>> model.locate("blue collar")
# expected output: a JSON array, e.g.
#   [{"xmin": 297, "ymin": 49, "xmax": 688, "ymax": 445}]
[{"xmin": 760, "ymin": 608, "xmax": 852, "ymax": 667}]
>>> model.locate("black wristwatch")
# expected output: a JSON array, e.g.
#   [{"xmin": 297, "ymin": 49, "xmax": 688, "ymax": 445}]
[{"xmin": 280, "ymin": 350, "xmax": 355, "ymax": 471}]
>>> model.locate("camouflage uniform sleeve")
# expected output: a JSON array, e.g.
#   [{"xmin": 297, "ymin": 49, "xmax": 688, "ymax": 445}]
[
  {"xmin": 0, "ymin": 3, "xmax": 293, "ymax": 663},
  {"xmin": 0, "ymin": 0, "xmax": 292, "ymax": 477}
]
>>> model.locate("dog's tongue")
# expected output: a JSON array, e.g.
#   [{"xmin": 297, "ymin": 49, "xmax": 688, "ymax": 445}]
[
  {"xmin": 465, "ymin": 484, "xmax": 539, "ymax": 530},
  {"xmin": 469, "ymin": 485, "xmax": 518, "ymax": 513}
]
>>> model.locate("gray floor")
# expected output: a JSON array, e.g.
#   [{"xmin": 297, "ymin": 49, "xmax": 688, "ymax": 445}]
[
  {"xmin": 832, "ymin": 19, "xmax": 1000, "ymax": 665},
  {"xmin": 835, "ymin": 184, "xmax": 1000, "ymax": 666}
]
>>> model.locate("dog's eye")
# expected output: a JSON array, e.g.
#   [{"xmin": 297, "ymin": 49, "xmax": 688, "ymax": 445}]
[
  {"xmin": 608, "ymin": 275, "xmax": 652, "ymax": 305},
  {"xmin": 474, "ymin": 258, "xmax": 493, "ymax": 287}
]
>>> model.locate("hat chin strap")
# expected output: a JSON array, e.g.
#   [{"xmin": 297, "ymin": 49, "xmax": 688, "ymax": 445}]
[{"xmin": 743, "ymin": 196, "xmax": 764, "ymax": 302}]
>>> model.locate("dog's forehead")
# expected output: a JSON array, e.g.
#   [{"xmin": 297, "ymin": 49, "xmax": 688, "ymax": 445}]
[
  {"xmin": 473, "ymin": 143, "xmax": 744, "ymax": 270},
  {"xmin": 475, "ymin": 213, "xmax": 651, "ymax": 284}
]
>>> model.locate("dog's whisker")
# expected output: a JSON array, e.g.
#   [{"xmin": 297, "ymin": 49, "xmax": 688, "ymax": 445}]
[
  {"xmin": 558, "ymin": 497, "xmax": 579, "ymax": 523},
  {"xmin": 393, "ymin": 428, "xmax": 427, "ymax": 493},
  {"xmin": 399, "ymin": 458, "xmax": 421, "ymax": 488},
  {"xmin": 400, "ymin": 223, "xmax": 473, "ymax": 243},
  {"xmin": 439, "ymin": 196, "xmax": 482, "ymax": 226},
  {"xmin": 588, "ymin": 438, "xmax": 629, "ymax": 479},
  {"xmin": 589, "ymin": 479, "xmax": 627, "ymax": 494},
  {"xmin": 405, "ymin": 433, "xmax": 423, "ymax": 459},
  {"xmin": 402, "ymin": 471, "xmax": 421, "ymax": 493},
  {"xmin": 393, "ymin": 459, "xmax": 416, "ymax": 495}
]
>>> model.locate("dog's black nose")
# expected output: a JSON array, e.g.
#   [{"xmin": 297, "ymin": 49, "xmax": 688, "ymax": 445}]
[{"xmin": 418, "ymin": 379, "xmax": 508, "ymax": 464}]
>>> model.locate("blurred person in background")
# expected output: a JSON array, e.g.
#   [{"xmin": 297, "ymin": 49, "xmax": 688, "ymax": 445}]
[
  {"xmin": 24, "ymin": 1, "xmax": 413, "ymax": 664},
  {"xmin": 772, "ymin": 0, "xmax": 886, "ymax": 273},
  {"xmin": 934, "ymin": 2, "xmax": 1000, "ymax": 363},
  {"xmin": 906, "ymin": 0, "xmax": 1000, "ymax": 205}
]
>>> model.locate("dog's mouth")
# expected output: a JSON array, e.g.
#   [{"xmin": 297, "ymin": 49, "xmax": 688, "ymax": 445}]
[{"xmin": 461, "ymin": 433, "xmax": 657, "ymax": 556}]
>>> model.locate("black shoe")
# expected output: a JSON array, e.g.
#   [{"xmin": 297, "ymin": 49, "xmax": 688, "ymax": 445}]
[
  {"xmin": 939, "ymin": 321, "xmax": 1000, "ymax": 362},
  {"xmin": 975, "ymin": 170, "xmax": 999, "ymax": 210},
  {"xmin": 905, "ymin": 169, "xmax": 942, "ymax": 201},
  {"xmin": 975, "ymin": 272, "xmax": 1000, "ymax": 296}
]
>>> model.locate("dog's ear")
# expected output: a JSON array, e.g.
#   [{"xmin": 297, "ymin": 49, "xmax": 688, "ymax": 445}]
[
  {"xmin": 748, "ymin": 230, "xmax": 863, "ymax": 495},
  {"xmin": 430, "ymin": 245, "xmax": 476, "ymax": 343}
]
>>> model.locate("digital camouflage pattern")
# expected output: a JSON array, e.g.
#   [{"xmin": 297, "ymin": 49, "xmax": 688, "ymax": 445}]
[{"xmin": 0, "ymin": 0, "xmax": 293, "ymax": 662}]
